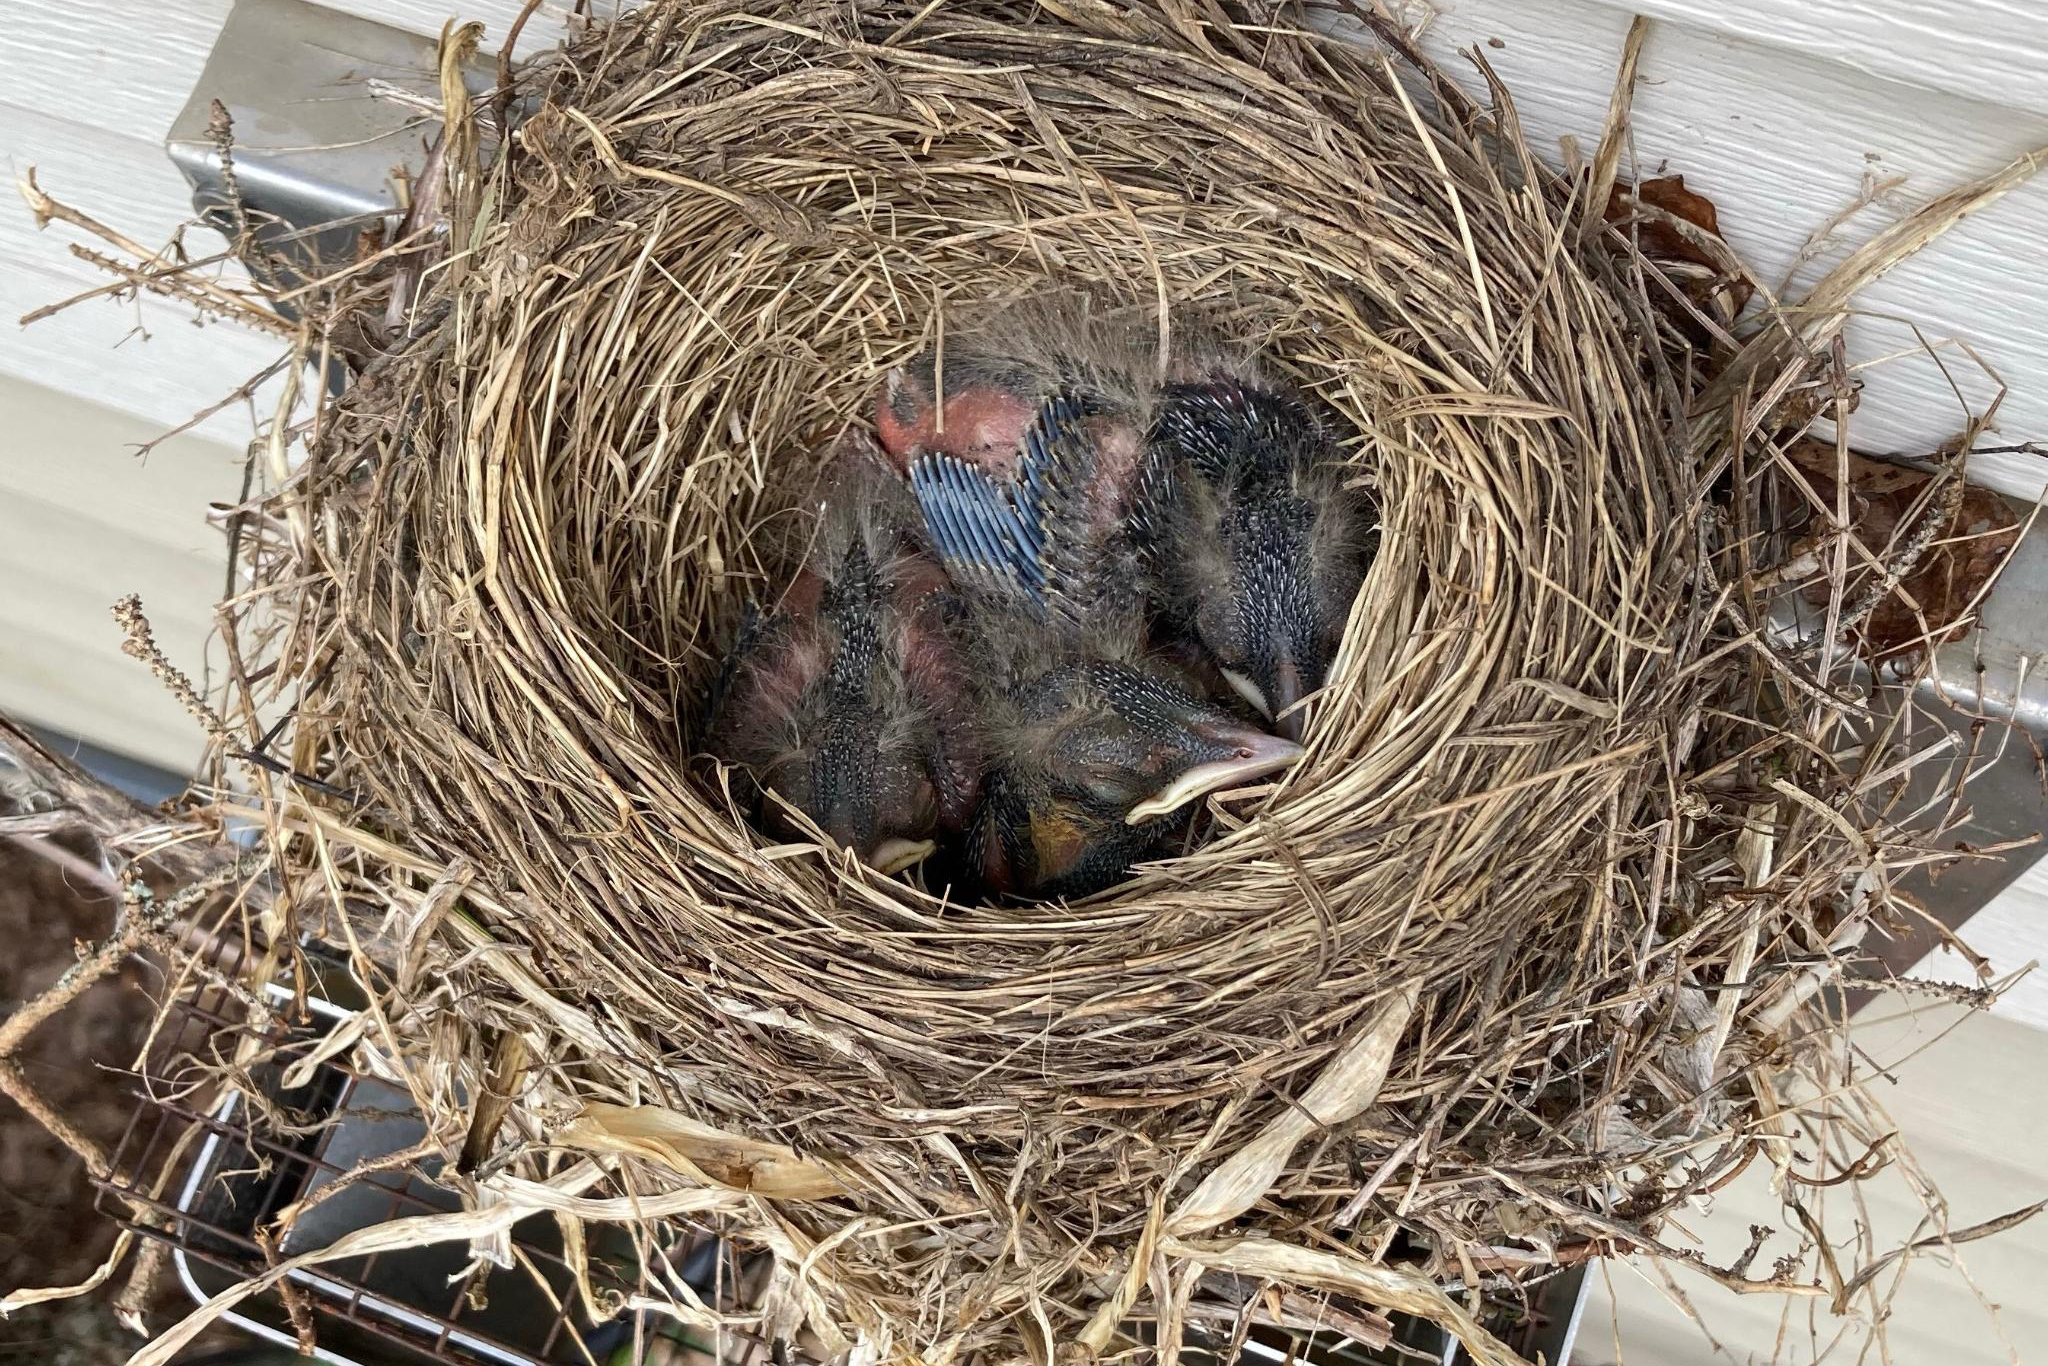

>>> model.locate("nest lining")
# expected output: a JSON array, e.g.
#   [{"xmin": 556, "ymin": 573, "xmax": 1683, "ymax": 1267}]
[{"xmin": 107, "ymin": 0, "xmax": 2023, "ymax": 1359}]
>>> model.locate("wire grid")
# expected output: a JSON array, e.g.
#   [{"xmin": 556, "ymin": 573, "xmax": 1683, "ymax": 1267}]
[
  {"xmin": 92, "ymin": 936, "xmax": 771, "ymax": 1366},
  {"xmin": 92, "ymin": 935, "xmax": 1584, "ymax": 1366}
]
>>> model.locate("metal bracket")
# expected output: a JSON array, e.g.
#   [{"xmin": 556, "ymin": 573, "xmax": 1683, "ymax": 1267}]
[{"xmin": 166, "ymin": 0, "xmax": 490, "ymax": 304}]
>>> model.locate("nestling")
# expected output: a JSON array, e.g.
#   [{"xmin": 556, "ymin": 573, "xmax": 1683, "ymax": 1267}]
[
  {"xmin": 874, "ymin": 301, "xmax": 1154, "ymax": 478},
  {"xmin": 1150, "ymin": 368, "xmax": 1378, "ymax": 741},
  {"xmin": 705, "ymin": 441, "xmax": 979, "ymax": 875},
  {"xmin": 965, "ymin": 650, "xmax": 1303, "ymax": 899},
  {"xmin": 898, "ymin": 380, "xmax": 1303, "ymax": 899},
  {"xmin": 875, "ymin": 302, "xmax": 1169, "ymax": 640}
]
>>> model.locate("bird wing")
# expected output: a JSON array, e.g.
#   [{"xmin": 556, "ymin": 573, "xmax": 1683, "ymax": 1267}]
[
  {"xmin": 908, "ymin": 388, "xmax": 1161, "ymax": 637},
  {"xmin": 701, "ymin": 600, "xmax": 773, "ymax": 740},
  {"xmin": 908, "ymin": 452, "xmax": 1047, "ymax": 604},
  {"xmin": 1024, "ymin": 392, "xmax": 1162, "ymax": 635}
]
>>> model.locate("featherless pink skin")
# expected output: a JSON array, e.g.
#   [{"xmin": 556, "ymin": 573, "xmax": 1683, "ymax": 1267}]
[
  {"xmin": 876, "ymin": 367, "xmax": 1041, "ymax": 478},
  {"xmin": 876, "ymin": 355, "xmax": 1157, "ymax": 632},
  {"xmin": 877, "ymin": 322, "xmax": 1167, "ymax": 638},
  {"xmin": 707, "ymin": 439, "xmax": 980, "ymax": 875}
]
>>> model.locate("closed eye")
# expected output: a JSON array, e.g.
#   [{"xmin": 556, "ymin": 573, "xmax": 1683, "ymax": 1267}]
[
  {"xmin": 908, "ymin": 778, "xmax": 938, "ymax": 830},
  {"xmin": 1077, "ymin": 771, "xmax": 1131, "ymax": 809}
]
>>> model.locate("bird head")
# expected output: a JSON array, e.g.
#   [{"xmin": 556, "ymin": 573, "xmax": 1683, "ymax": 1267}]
[
  {"xmin": 969, "ymin": 660, "xmax": 1304, "ymax": 898},
  {"xmin": 1154, "ymin": 381, "xmax": 1377, "ymax": 740},
  {"xmin": 754, "ymin": 711, "xmax": 947, "ymax": 876},
  {"xmin": 876, "ymin": 357, "xmax": 1043, "ymax": 473},
  {"xmin": 709, "ymin": 506, "xmax": 979, "ymax": 876}
]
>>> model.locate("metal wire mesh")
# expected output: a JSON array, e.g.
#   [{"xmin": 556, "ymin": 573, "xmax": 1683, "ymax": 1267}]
[
  {"xmin": 92, "ymin": 933, "xmax": 768, "ymax": 1366},
  {"xmin": 93, "ymin": 929, "xmax": 1585, "ymax": 1366}
]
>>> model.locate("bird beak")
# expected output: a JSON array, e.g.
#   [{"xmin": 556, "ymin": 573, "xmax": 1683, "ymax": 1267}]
[
  {"xmin": 868, "ymin": 837, "xmax": 938, "ymax": 875},
  {"xmin": 1218, "ymin": 667, "xmax": 1274, "ymax": 720},
  {"xmin": 1270, "ymin": 656, "xmax": 1307, "ymax": 743},
  {"xmin": 1126, "ymin": 725, "xmax": 1306, "ymax": 825}
]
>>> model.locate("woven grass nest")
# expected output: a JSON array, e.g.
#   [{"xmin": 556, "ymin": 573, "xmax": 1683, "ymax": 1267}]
[{"xmin": 87, "ymin": 0, "xmax": 2034, "ymax": 1362}]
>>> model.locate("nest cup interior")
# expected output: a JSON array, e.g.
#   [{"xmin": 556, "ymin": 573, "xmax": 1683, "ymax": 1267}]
[{"xmin": 325, "ymin": 0, "xmax": 1703, "ymax": 1341}]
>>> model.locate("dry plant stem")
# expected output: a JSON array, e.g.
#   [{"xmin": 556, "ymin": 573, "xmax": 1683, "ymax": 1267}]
[
  {"xmin": 61, "ymin": 242, "xmax": 291, "ymax": 335},
  {"xmin": 0, "ymin": 892, "xmax": 202, "ymax": 1322},
  {"xmin": 1834, "ymin": 1197, "xmax": 2048, "ymax": 1310},
  {"xmin": 19, "ymin": 212, "xmax": 384, "ymax": 330},
  {"xmin": 0, "ymin": 831, "xmax": 248, "ymax": 1175},
  {"xmin": 0, "ymin": 717, "xmax": 223, "ymax": 886},
  {"xmin": 1161, "ymin": 1237, "xmax": 1527, "ymax": 1366},
  {"xmin": 112, "ymin": 596, "xmax": 234, "ymax": 741},
  {"xmin": 276, "ymin": 1136, "xmax": 445, "ymax": 1230},
  {"xmin": 14, "ymin": 169, "xmax": 292, "ymax": 336},
  {"xmin": 113, "ymin": 1236, "xmax": 172, "ymax": 1337},
  {"xmin": 137, "ymin": 356, "xmax": 293, "ymax": 463},
  {"xmin": 0, "ymin": 722, "xmax": 253, "ymax": 1320},
  {"xmin": 256, "ymin": 1225, "xmax": 320, "ymax": 1355},
  {"xmin": 0, "ymin": 1057, "xmax": 114, "ymax": 1179},
  {"xmin": 9, "ymin": 0, "xmax": 2034, "ymax": 1358},
  {"xmin": 1787, "ymin": 457, "xmax": 1970, "ymax": 661},
  {"xmin": 0, "ymin": 904, "xmax": 160, "ymax": 1061},
  {"xmin": 125, "ymin": 1166, "xmax": 746, "ymax": 1366},
  {"xmin": 1581, "ymin": 15, "xmax": 1650, "ymax": 243},
  {"xmin": 460, "ymin": 1028, "xmax": 533, "ymax": 1173}
]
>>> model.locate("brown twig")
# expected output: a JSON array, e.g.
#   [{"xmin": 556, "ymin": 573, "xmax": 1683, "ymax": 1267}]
[
  {"xmin": 112, "ymin": 595, "xmax": 234, "ymax": 741},
  {"xmin": 113, "ymin": 1237, "xmax": 171, "ymax": 1337},
  {"xmin": 494, "ymin": 0, "xmax": 550, "ymax": 148},
  {"xmin": 256, "ymin": 1225, "xmax": 320, "ymax": 1355},
  {"xmin": 137, "ymin": 355, "xmax": 293, "ymax": 462},
  {"xmin": 16, "ymin": 169, "xmax": 291, "ymax": 336},
  {"xmin": 0, "ymin": 1057, "xmax": 114, "ymax": 1178},
  {"xmin": 0, "ymin": 908, "xmax": 158, "ymax": 1061}
]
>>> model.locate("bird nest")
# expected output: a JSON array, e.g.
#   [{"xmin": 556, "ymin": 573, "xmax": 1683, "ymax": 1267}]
[{"xmin": 30, "ymin": 0, "xmax": 2035, "ymax": 1362}]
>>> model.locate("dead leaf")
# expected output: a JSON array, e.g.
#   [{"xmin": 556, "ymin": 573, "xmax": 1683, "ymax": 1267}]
[
  {"xmin": 1783, "ymin": 437, "xmax": 1924, "ymax": 496},
  {"xmin": 458, "ymin": 1028, "xmax": 531, "ymax": 1174},
  {"xmin": 1607, "ymin": 174, "xmax": 1720, "ymax": 266},
  {"xmin": 1788, "ymin": 440, "xmax": 2021, "ymax": 657},
  {"xmin": 1605, "ymin": 173, "xmax": 1755, "ymax": 324},
  {"xmin": 558, "ymin": 1102, "xmax": 849, "ymax": 1200}
]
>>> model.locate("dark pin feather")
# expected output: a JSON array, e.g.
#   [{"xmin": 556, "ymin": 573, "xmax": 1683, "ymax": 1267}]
[{"xmin": 911, "ymin": 454, "xmax": 1045, "ymax": 600}]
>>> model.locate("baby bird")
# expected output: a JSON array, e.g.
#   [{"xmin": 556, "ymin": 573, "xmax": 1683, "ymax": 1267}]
[
  {"xmin": 879, "ymin": 305, "xmax": 1376, "ymax": 742},
  {"xmin": 1150, "ymin": 369, "xmax": 1378, "ymax": 741},
  {"xmin": 875, "ymin": 302, "xmax": 1167, "ymax": 640},
  {"xmin": 903, "ymin": 384, "xmax": 1302, "ymax": 899},
  {"xmin": 706, "ymin": 440, "xmax": 978, "ymax": 875},
  {"xmin": 876, "ymin": 352, "xmax": 1044, "ymax": 474},
  {"xmin": 967, "ymin": 650, "xmax": 1303, "ymax": 899},
  {"xmin": 874, "ymin": 297, "xmax": 1151, "ymax": 475}
]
